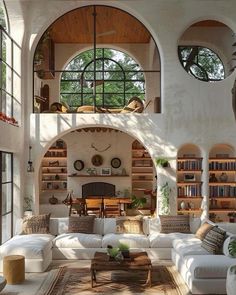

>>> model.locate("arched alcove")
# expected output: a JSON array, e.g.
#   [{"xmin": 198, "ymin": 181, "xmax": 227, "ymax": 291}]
[
  {"xmin": 33, "ymin": 5, "xmax": 161, "ymax": 114},
  {"xmin": 38, "ymin": 127, "xmax": 156, "ymax": 217},
  {"xmin": 208, "ymin": 143, "xmax": 236, "ymax": 223},
  {"xmin": 177, "ymin": 144, "xmax": 203, "ymax": 216}
]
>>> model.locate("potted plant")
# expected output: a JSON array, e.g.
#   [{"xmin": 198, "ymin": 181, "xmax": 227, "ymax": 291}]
[
  {"xmin": 228, "ymin": 240, "xmax": 236, "ymax": 257},
  {"xmin": 118, "ymin": 242, "xmax": 130, "ymax": 258},
  {"xmin": 23, "ymin": 196, "xmax": 33, "ymax": 216},
  {"xmin": 156, "ymin": 157, "xmax": 170, "ymax": 168},
  {"xmin": 160, "ymin": 182, "xmax": 171, "ymax": 215}
]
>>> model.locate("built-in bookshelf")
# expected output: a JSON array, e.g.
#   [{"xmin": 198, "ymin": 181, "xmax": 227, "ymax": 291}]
[
  {"xmin": 131, "ymin": 140, "xmax": 156, "ymax": 213},
  {"xmin": 208, "ymin": 145, "xmax": 236, "ymax": 222},
  {"xmin": 177, "ymin": 145, "xmax": 203, "ymax": 216},
  {"xmin": 40, "ymin": 139, "xmax": 67, "ymax": 200}
]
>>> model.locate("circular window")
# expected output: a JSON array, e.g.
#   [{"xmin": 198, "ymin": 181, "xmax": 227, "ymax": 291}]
[{"xmin": 178, "ymin": 20, "xmax": 235, "ymax": 81}]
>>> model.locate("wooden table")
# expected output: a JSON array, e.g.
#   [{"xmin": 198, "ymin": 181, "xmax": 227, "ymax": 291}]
[{"xmin": 90, "ymin": 251, "xmax": 152, "ymax": 287}]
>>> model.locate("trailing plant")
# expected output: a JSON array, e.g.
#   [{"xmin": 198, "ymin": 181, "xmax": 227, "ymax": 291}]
[
  {"xmin": 156, "ymin": 157, "xmax": 169, "ymax": 168},
  {"xmin": 160, "ymin": 182, "xmax": 171, "ymax": 215},
  {"xmin": 228, "ymin": 240, "xmax": 236, "ymax": 257}
]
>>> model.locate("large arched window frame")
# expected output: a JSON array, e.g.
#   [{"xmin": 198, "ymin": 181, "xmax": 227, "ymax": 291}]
[{"xmin": 60, "ymin": 48, "xmax": 145, "ymax": 109}]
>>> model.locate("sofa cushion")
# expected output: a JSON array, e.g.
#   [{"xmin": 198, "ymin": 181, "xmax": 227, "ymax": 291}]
[
  {"xmin": 116, "ymin": 216, "xmax": 143, "ymax": 234},
  {"xmin": 68, "ymin": 215, "xmax": 95, "ymax": 233},
  {"xmin": 183, "ymin": 254, "xmax": 236, "ymax": 279},
  {"xmin": 201, "ymin": 226, "xmax": 226, "ymax": 254},
  {"xmin": 159, "ymin": 215, "xmax": 190, "ymax": 233},
  {"xmin": 57, "ymin": 218, "xmax": 103, "ymax": 235},
  {"xmin": 173, "ymin": 237, "xmax": 208, "ymax": 258},
  {"xmin": 0, "ymin": 234, "xmax": 54, "ymax": 259},
  {"xmin": 53, "ymin": 233, "xmax": 102, "ymax": 248},
  {"xmin": 149, "ymin": 232, "xmax": 195, "ymax": 248},
  {"xmin": 195, "ymin": 221, "xmax": 214, "ymax": 240},
  {"xmin": 103, "ymin": 218, "xmax": 149, "ymax": 235},
  {"xmin": 21, "ymin": 214, "xmax": 51, "ymax": 234},
  {"xmin": 102, "ymin": 233, "xmax": 150, "ymax": 248}
]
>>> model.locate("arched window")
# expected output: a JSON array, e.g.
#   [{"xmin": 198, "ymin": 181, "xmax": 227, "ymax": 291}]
[
  {"xmin": 178, "ymin": 46, "xmax": 225, "ymax": 82},
  {"xmin": 60, "ymin": 48, "xmax": 145, "ymax": 109}
]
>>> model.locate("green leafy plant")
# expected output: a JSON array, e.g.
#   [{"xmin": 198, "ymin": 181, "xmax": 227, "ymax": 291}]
[
  {"xmin": 228, "ymin": 240, "xmax": 236, "ymax": 257},
  {"xmin": 107, "ymin": 247, "xmax": 120, "ymax": 258},
  {"xmin": 118, "ymin": 242, "xmax": 130, "ymax": 251},
  {"xmin": 156, "ymin": 157, "xmax": 169, "ymax": 168},
  {"xmin": 160, "ymin": 182, "xmax": 171, "ymax": 215},
  {"xmin": 129, "ymin": 195, "xmax": 146, "ymax": 209}
]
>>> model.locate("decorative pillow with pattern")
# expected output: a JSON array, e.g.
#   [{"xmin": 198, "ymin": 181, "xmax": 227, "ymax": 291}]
[
  {"xmin": 195, "ymin": 222, "xmax": 215, "ymax": 240},
  {"xmin": 201, "ymin": 226, "xmax": 226, "ymax": 254},
  {"xmin": 68, "ymin": 215, "xmax": 95, "ymax": 233},
  {"xmin": 116, "ymin": 216, "xmax": 144, "ymax": 234},
  {"xmin": 159, "ymin": 215, "xmax": 191, "ymax": 233},
  {"xmin": 21, "ymin": 213, "xmax": 51, "ymax": 234}
]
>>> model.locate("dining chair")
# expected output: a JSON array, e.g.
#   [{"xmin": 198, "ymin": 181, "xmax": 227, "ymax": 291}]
[
  {"xmin": 85, "ymin": 198, "xmax": 103, "ymax": 218},
  {"xmin": 103, "ymin": 198, "xmax": 121, "ymax": 218}
]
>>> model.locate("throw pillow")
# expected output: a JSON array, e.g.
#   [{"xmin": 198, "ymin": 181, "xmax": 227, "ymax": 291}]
[
  {"xmin": 21, "ymin": 213, "xmax": 51, "ymax": 234},
  {"xmin": 195, "ymin": 222, "xmax": 215, "ymax": 240},
  {"xmin": 68, "ymin": 215, "xmax": 95, "ymax": 234},
  {"xmin": 223, "ymin": 235, "xmax": 236, "ymax": 257},
  {"xmin": 116, "ymin": 216, "xmax": 144, "ymax": 234},
  {"xmin": 201, "ymin": 226, "xmax": 226, "ymax": 254},
  {"xmin": 159, "ymin": 215, "xmax": 190, "ymax": 234}
]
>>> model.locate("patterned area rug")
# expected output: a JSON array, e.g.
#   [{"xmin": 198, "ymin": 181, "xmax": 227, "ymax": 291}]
[{"xmin": 36, "ymin": 265, "xmax": 190, "ymax": 295}]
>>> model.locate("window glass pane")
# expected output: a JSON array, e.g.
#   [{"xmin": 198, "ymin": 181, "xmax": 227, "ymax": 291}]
[
  {"xmin": 2, "ymin": 213, "xmax": 12, "ymax": 243},
  {"xmin": 2, "ymin": 32, "xmax": 11, "ymax": 66},
  {"xmin": 2, "ymin": 153, "xmax": 11, "ymax": 182},
  {"xmin": 103, "ymin": 81, "xmax": 124, "ymax": 93},
  {"xmin": 0, "ymin": 91, "xmax": 12, "ymax": 117},
  {"xmin": 0, "ymin": 2, "xmax": 7, "ymax": 32},
  {"xmin": 61, "ymin": 81, "xmax": 81, "ymax": 93},
  {"xmin": 1, "ymin": 183, "xmax": 12, "ymax": 214},
  {"xmin": 104, "ymin": 93, "xmax": 124, "ymax": 107},
  {"xmin": 60, "ymin": 94, "xmax": 81, "ymax": 108}
]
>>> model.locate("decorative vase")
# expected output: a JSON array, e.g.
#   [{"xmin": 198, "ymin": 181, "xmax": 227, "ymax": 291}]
[
  {"xmin": 121, "ymin": 250, "xmax": 130, "ymax": 259},
  {"xmin": 180, "ymin": 201, "xmax": 186, "ymax": 210}
]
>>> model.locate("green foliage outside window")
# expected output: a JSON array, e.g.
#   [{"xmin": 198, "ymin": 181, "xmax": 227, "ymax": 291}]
[
  {"xmin": 60, "ymin": 48, "xmax": 145, "ymax": 109},
  {"xmin": 178, "ymin": 46, "xmax": 225, "ymax": 82}
]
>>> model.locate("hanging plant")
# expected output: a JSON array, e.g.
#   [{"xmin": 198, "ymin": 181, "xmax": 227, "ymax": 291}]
[{"xmin": 156, "ymin": 157, "xmax": 170, "ymax": 168}]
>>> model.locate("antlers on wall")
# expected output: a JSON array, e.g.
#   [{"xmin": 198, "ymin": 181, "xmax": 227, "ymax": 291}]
[{"xmin": 91, "ymin": 143, "xmax": 111, "ymax": 152}]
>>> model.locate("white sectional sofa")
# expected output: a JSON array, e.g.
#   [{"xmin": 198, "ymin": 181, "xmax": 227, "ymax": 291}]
[
  {"xmin": 172, "ymin": 222, "xmax": 236, "ymax": 294},
  {"xmin": 0, "ymin": 216, "xmax": 236, "ymax": 294}
]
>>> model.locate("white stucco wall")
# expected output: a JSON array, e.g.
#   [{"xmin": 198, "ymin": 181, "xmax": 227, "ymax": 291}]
[{"xmin": 1, "ymin": 0, "xmax": 236, "ymax": 219}]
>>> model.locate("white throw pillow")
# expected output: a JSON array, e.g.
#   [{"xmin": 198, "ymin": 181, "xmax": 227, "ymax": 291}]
[{"xmin": 223, "ymin": 235, "xmax": 236, "ymax": 257}]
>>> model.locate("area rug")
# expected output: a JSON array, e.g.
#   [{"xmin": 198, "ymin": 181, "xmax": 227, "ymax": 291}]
[{"xmin": 36, "ymin": 265, "xmax": 190, "ymax": 295}]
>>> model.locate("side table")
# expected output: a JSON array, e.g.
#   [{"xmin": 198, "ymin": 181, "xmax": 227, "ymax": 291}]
[{"xmin": 3, "ymin": 255, "xmax": 25, "ymax": 284}]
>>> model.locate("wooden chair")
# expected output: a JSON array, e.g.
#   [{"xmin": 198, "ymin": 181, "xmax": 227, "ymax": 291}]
[
  {"xmin": 103, "ymin": 198, "xmax": 121, "ymax": 218},
  {"xmin": 85, "ymin": 198, "xmax": 103, "ymax": 218}
]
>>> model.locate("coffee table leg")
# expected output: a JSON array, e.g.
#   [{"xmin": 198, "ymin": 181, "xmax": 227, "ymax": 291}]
[
  {"xmin": 146, "ymin": 268, "xmax": 152, "ymax": 287},
  {"xmin": 91, "ymin": 269, "xmax": 97, "ymax": 288}
]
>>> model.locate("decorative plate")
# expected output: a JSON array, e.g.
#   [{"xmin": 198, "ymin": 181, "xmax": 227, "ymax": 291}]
[
  {"xmin": 91, "ymin": 154, "xmax": 103, "ymax": 166},
  {"xmin": 73, "ymin": 160, "xmax": 84, "ymax": 171},
  {"xmin": 111, "ymin": 157, "xmax": 121, "ymax": 168}
]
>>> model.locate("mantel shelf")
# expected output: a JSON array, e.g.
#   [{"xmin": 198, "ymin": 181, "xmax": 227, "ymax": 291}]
[{"xmin": 68, "ymin": 174, "xmax": 129, "ymax": 177}]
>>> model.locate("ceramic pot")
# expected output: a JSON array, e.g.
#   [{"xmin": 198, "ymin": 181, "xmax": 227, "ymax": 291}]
[
  {"xmin": 219, "ymin": 173, "xmax": 228, "ymax": 182},
  {"xmin": 49, "ymin": 195, "xmax": 58, "ymax": 205}
]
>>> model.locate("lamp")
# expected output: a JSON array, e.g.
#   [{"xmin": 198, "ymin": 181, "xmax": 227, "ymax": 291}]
[{"xmin": 27, "ymin": 146, "xmax": 34, "ymax": 172}]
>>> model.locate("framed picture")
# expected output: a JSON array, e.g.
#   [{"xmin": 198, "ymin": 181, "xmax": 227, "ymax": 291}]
[
  {"xmin": 184, "ymin": 173, "xmax": 195, "ymax": 181},
  {"xmin": 101, "ymin": 167, "xmax": 111, "ymax": 176}
]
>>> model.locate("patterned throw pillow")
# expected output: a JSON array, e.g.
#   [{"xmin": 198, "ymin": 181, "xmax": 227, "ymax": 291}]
[
  {"xmin": 195, "ymin": 222, "xmax": 214, "ymax": 240},
  {"xmin": 21, "ymin": 213, "xmax": 51, "ymax": 234},
  {"xmin": 116, "ymin": 216, "xmax": 144, "ymax": 234},
  {"xmin": 201, "ymin": 226, "xmax": 226, "ymax": 254},
  {"xmin": 159, "ymin": 215, "xmax": 190, "ymax": 233},
  {"xmin": 68, "ymin": 216, "xmax": 95, "ymax": 233}
]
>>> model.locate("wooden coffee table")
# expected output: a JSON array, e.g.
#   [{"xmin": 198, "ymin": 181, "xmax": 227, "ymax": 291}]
[{"xmin": 90, "ymin": 251, "xmax": 152, "ymax": 287}]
